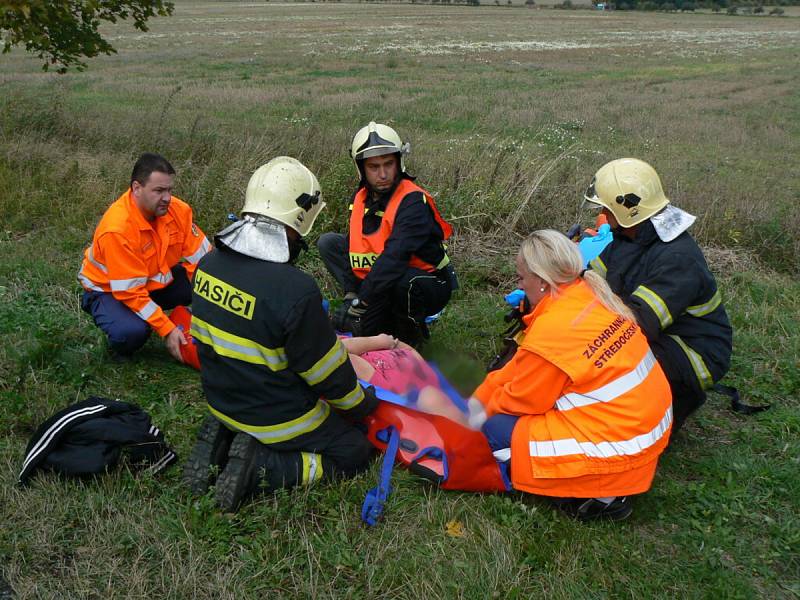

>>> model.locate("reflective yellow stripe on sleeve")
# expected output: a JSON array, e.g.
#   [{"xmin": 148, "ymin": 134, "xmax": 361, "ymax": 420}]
[
  {"xmin": 668, "ymin": 335, "xmax": 714, "ymax": 390},
  {"xmin": 207, "ymin": 400, "xmax": 330, "ymax": 444},
  {"xmin": 686, "ymin": 290, "xmax": 722, "ymax": 317},
  {"xmin": 299, "ymin": 340, "xmax": 348, "ymax": 386},
  {"xmin": 589, "ymin": 256, "xmax": 607, "ymax": 278},
  {"xmin": 190, "ymin": 316, "xmax": 288, "ymax": 370},
  {"xmin": 326, "ymin": 382, "xmax": 365, "ymax": 411},
  {"xmin": 632, "ymin": 285, "xmax": 673, "ymax": 329}
]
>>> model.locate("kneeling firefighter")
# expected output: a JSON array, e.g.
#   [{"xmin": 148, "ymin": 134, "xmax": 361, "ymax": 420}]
[
  {"xmin": 183, "ymin": 157, "xmax": 379, "ymax": 511},
  {"xmin": 318, "ymin": 122, "xmax": 456, "ymax": 347},
  {"xmin": 583, "ymin": 158, "xmax": 733, "ymax": 438}
]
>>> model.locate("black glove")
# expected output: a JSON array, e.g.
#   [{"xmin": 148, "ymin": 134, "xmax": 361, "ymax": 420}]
[
  {"xmin": 346, "ymin": 298, "xmax": 368, "ymax": 319},
  {"xmin": 332, "ymin": 301, "xmax": 351, "ymax": 332},
  {"xmin": 332, "ymin": 297, "xmax": 367, "ymax": 336}
]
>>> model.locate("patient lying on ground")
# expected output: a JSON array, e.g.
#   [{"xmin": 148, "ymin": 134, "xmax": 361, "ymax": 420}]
[{"xmin": 339, "ymin": 334, "xmax": 470, "ymax": 426}]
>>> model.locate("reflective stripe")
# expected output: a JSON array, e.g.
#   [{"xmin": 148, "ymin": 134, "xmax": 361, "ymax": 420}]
[
  {"xmin": 589, "ymin": 256, "xmax": 607, "ymax": 278},
  {"xmin": 300, "ymin": 341, "xmax": 348, "ymax": 386},
  {"xmin": 149, "ymin": 270, "xmax": 174, "ymax": 286},
  {"xmin": 183, "ymin": 238, "xmax": 211, "ymax": 265},
  {"xmin": 78, "ymin": 272, "xmax": 104, "ymax": 292},
  {"xmin": 301, "ymin": 452, "xmax": 323, "ymax": 484},
  {"xmin": 668, "ymin": 334, "xmax": 714, "ymax": 390},
  {"xmin": 110, "ymin": 276, "xmax": 148, "ymax": 292},
  {"xmin": 326, "ymin": 383, "xmax": 365, "ymax": 411},
  {"xmin": 207, "ymin": 400, "xmax": 330, "ymax": 444},
  {"xmin": 556, "ymin": 350, "xmax": 657, "ymax": 411},
  {"xmin": 136, "ymin": 300, "xmax": 159, "ymax": 321},
  {"xmin": 632, "ymin": 285, "xmax": 673, "ymax": 329},
  {"xmin": 529, "ymin": 406, "xmax": 672, "ymax": 459},
  {"xmin": 493, "ymin": 448, "xmax": 511, "ymax": 462},
  {"xmin": 347, "ymin": 203, "xmax": 384, "ymax": 217},
  {"xmin": 190, "ymin": 316, "xmax": 288, "ymax": 370},
  {"xmin": 686, "ymin": 289, "xmax": 721, "ymax": 317},
  {"xmin": 435, "ymin": 253, "xmax": 450, "ymax": 270},
  {"xmin": 87, "ymin": 247, "xmax": 108, "ymax": 273}
]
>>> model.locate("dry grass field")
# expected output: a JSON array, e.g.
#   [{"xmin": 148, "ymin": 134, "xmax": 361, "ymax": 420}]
[{"xmin": 1, "ymin": 2, "xmax": 799, "ymax": 597}]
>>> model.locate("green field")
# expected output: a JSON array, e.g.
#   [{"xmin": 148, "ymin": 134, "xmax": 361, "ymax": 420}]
[{"xmin": 1, "ymin": 2, "xmax": 799, "ymax": 597}]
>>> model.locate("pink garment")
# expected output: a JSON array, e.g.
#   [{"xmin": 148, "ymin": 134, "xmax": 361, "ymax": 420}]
[{"xmin": 360, "ymin": 347, "xmax": 440, "ymax": 395}]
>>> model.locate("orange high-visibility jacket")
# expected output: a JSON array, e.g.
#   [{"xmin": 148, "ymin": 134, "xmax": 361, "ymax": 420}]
[
  {"xmin": 348, "ymin": 179, "xmax": 453, "ymax": 279},
  {"xmin": 474, "ymin": 280, "xmax": 672, "ymax": 498},
  {"xmin": 78, "ymin": 189, "xmax": 211, "ymax": 337}
]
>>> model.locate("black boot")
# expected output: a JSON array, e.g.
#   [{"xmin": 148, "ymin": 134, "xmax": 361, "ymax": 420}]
[
  {"xmin": 214, "ymin": 433, "xmax": 262, "ymax": 512},
  {"xmin": 183, "ymin": 416, "xmax": 235, "ymax": 496},
  {"xmin": 552, "ymin": 496, "xmax": 633, "ymax": 522}
]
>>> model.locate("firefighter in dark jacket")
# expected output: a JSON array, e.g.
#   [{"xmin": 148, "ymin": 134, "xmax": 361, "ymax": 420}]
[
  {"xmin": 183, "ymin": 156, "xmax": 378, "ymax": 511},
  {"xmin": 318, "ymin": 121, "xmax": 456, "ymax": 346},
  {"xmin": 583, "ymin": 158, "xmax": 732, "ymax": 438}
]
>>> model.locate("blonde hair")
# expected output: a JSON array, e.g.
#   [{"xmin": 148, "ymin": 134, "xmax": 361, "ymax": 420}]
[{"xmin": 518, "ymin": 229, "xmax": 637, "ymax": 324}]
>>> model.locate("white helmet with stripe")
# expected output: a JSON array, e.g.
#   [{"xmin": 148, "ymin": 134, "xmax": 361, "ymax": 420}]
[{"xmin": 350, "ymin": 121, "xmax": 410, "ymax": 178}]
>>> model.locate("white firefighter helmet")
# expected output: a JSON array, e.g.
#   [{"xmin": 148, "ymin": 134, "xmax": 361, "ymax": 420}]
[
  {"xmin": 242, "ymin": 156, "xmax": 325, "ymax": 237},
  {"xmin": 583, "ymin": 158, "xmax": 670, "ymax": 228},
  {"xmin": 350, "ymin": 121, "xmax": 410, "ymax": 177}
]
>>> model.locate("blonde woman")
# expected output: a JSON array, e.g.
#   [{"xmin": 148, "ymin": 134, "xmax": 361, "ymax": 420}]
[{"xmin": 469, "ymin": 230, "xmax": 673, "ymax": 521}]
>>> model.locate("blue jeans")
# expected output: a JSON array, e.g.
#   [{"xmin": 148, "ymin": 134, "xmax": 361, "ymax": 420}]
[
  {"xmin": 81, "ymin": 264, "xmax": 192, "ymax": 355},
  {"xmin": 481, "ymin": 413, "xmax": 519, "ymax": 492}
]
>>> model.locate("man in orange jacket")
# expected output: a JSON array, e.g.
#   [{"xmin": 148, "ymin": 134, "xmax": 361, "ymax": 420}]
[{"xmin": 78, "ymin": 153, "xmax": 211, "ymax": 361}]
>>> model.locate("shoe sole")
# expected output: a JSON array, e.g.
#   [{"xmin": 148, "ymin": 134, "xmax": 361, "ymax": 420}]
[
  {"xmin": 554, "ymin": 498, "xmax": 634, "ymax": 522},
  {"xmin": 214, "ymin": 434, "xmax": 259, "ymax": 512},
  {"xmin": 183, "ymin": 417, "xmax": 233, "ymax": 496},
  {"xmin": 577, "ymin": 500, "xmax": 633, "ymax": 522}
]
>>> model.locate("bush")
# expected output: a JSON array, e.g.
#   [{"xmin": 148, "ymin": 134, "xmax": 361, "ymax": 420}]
[
  {"xmin": 769, "ymin": 6, "xmax": 784, "ymax": 13},
  {"xmin": 726, "ymin": 5, "xmax": 738, "ymax": 13},
  {"xmin": 525, "ymin": 0, "xmax": 535, "ymax": 6}
]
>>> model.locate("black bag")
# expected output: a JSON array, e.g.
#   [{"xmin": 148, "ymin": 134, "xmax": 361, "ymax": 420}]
[{"xmin": 18, "ymin": 397, "xmax": 177, "ymax": 485}]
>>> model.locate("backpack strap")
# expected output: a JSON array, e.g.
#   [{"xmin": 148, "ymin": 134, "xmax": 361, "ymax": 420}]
[{"xmin": 361, "ymin": 426, "xmax": 400, "ymax": 526}]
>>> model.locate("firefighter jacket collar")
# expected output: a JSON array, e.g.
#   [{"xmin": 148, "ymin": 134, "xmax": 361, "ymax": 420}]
[{"xmin": 126, "ymin": 189, "xmax": 168, "ymax": 231}]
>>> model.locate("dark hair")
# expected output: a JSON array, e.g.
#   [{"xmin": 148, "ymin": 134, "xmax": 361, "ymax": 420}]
[{"xmin": 130, "ymin": 153, "xmax": 175, "ymax": 187}]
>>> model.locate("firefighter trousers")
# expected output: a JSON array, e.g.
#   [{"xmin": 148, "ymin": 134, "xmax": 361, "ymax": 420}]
[
  {"xmin": 250, "ymin": 409, "xmax": 374, "ymax": 491},
  {"xmin": 317, "ymin": 232, "xmax": 451, "ymax": 345}
]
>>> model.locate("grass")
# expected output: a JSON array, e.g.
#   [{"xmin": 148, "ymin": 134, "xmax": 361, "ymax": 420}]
[{"xmin": 1, "ymin": 1, "xmax": 799, "ymax": 596}]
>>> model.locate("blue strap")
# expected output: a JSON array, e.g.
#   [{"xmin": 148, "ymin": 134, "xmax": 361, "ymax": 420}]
[
  {"xmin": 359, "ymin": 379, "xmax": 417, "ymax": 409},
  {"xmin": 361, "ymin": 426, "xmax": 400, "ymax": 526}
]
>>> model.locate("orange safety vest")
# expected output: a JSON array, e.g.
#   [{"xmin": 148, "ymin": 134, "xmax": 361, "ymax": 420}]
[
  {"xmin": 508, "ymin": 281, "xmax": 672, "ymax": 497},
  {"xmin": 78, "ymin": 189, "xmax": 211, "ymax": 337},
  {"xmin": 348, "ymin": 179, "xmax": 453, "ymax": 280}
]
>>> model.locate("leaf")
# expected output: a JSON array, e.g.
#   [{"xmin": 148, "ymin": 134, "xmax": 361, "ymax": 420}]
[{"xmin": 445, "ymin": 520, "xmax": 465, "ymax": 538}]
